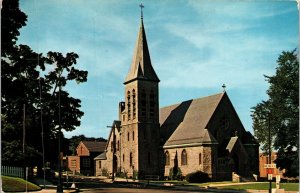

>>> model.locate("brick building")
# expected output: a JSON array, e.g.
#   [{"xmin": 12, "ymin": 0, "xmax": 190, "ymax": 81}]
[
  {"xmin": 259, "ymin": 152, "xmax": 285, "ymax": 178},
  {"xmin": 75, "ymin": 141, "xmax": 106, "ymax": 175},
  {"xmin": 96, "ymin": 13, "xmax": 259, "ymax": 180}
]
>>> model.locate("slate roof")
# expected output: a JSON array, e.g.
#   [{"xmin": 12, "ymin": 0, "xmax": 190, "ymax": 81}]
[
  {"xmin": 226, "ymin": 136, "xmax": 238, "ymax": 153},
  {"xmin": 124, "ymin": 19, "xmax": 159, "ymax": 84},
  {"xmin": 160, "ymin": 92, "xmax": 224, "ymax": 147},
  {"xmin": 81, "ymin": 141, "xmax": 106, "ymax": 153},
  {"xmin": 94, "ymin": 152, "xmax": 107, "ymax": 160}
]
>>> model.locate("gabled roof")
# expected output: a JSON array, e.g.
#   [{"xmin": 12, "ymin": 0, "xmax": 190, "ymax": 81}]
[
  {"xmin": 226, "ymin": 136, "xmax": 239, "ymax": 153},
  {"xmin": 94, "ymin": 152, "xmax": 107, "ymax": 160},
  {"xmin": 105, "ymin": 120, "xmax": 121, "ymax": 150},
  {"xmin": 80, "ymin": 141, "xmax": 106, "ymax": 153},
  {"xmin": 124, "ymin": 18, "xmax": 159, "ymax": 84},
  {"xmin": 161, "ymin": 92, "xmax": 224, "ymax": 147}
]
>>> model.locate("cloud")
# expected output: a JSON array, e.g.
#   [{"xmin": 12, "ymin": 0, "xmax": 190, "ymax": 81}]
[{"xmin": 188, "ymin": 0, "xmax": 297, "ymax": 19}]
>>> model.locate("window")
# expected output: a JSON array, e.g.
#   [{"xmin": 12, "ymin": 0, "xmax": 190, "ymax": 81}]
[
  {"xmin": 71, "ymin": 160, "xmax": 76, "ymax": 168},
  {"xmin": 132, "ymin": 89, "xmax": 136, "ymax": 119},
  {"xmin": 199, "ymin": 153, "xmax": 202, "ymax": 165},
  {"xmin": 127, "ymin": 132, "xmax": 130, "ymax": 141},
  {"xmin": 127, "ymin": 91, "xmax": 131, "ymax": 120},
  {"xmin": 117, "ymin": 140, "xmax": 120, "ymax": 151},
  {"xmin": 181, "ymin": 149, "xmax": 187, "ymax": 165},
  {"xmin": 132, "ymin": 131, "xmax": 135, "ymax": 141},
  {"xmin": 82, "ymin": 158, "xmax": 90, "ymax": 168},
  {"xmin": 220, "ymin": 117, "xmax": 229, "ymax": 130},
  {"xmin": 111, "ymin": 141, "xmax": 114, "ymax": 152},
  {"xmin": 99, "ymin": 161, "xmax": 101, "ymax": 169},
  {"xmin": 165, "ymin": 151, "xmax": 170, "ymax": 166},
  {"xmin": 141, "ymin": 89, "xmax": 146, "ymax": 116},
  {"xmin": 123, "ymin": 154, "xmax": 125, "ymax": 162},
  {"xmin": 130, "ymin": 152, "xmax": 133, "ymax": 166},
  {"xmin": 150, "ymin": 90, "xmax": 155, "ymax": 117},
  {"xmin": 148, "ymin": 152, "xmax": 151, "ymax": 166},
  {"xmin": 144, "ymin": 129, "xmax": 147, "ymax": 139}
]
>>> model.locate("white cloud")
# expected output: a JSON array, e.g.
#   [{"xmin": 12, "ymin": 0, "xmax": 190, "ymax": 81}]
[{"xmin": 188, "ymin": 0, "xmax": 296, "ymax": 19}]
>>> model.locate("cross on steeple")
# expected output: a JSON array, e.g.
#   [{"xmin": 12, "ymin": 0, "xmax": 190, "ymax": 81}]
[
  {"xmin": 139, "ymin": 3, "xmax": 144, "ymax": 19},
  {"xmin": 222, "ymin": 84, "xmax": 226, "ymax": 92}
]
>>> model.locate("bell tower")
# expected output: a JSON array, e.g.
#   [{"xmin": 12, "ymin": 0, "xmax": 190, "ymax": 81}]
[{"xmin": 120, "ymin": 4, "xmax": 160, "ymax": 176}]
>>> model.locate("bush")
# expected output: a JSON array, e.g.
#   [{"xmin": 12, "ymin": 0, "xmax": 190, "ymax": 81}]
[
  {"xmin": 185, "ymin": 171, "xmax": 210, "ymax": 183},
  {"xmin": 101, "ymin": 168, "xmax": 109, "ymax": 177},
  {"xmin": 133, "ymin": 170, "xmax": 138, "ymax": 181},
  {"xmin": 169, "ymin": 167, "xmax": 182, "ymax": 180},
  {"xmin": 116, "ymin": 171, "xmax": 125, "ymax": 178}
]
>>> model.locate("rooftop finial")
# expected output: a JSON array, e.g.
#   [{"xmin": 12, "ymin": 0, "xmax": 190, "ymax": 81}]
[
  {"xmin": 139, "ymin": 3, "xmax": 144, "ymax": 20},
  {"xmin": 222, "ymin": 84, "xmax": 226, "ymax": 92}
]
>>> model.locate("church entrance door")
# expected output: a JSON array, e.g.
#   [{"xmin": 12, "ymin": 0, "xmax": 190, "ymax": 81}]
[{"xmin": 113, "ymin": 155, "xmax": 118, "ymax": 173}]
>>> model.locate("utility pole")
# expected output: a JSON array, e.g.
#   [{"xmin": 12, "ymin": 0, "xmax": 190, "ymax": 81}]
[
  {"xmin": 107, "ymin": 125, "xmax": 116, "ymax": 181},
  {"xmin": 268, "ymin": 115, "xmax": 272, "ymax": 193},
  {"xmin": 57, "ymin": 84, "xmax": 63, "ymax": 193}
]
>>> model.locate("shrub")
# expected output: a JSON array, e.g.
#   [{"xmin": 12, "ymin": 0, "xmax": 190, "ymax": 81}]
[
  {"xmin": 116, "ymin": 171, "xmax": 125, "ymax": 178},
  {"xmin": 133, "ymin": 170, "xmax": 138, "ymax": 181},
  {"xmin": 169, "ymin": 167, "xmax": 182, "ymax": 180},
  {"xmin": 185, "ymin": 171, "xmax": 210, "ymax": 183},
  {"xmin": 101, "ymin": 167, "xmax": 109, "ymax": 177}
]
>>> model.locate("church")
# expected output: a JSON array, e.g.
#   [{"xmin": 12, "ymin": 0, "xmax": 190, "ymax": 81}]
[{"xmin": 95, "ymin": 10, "xmax": 259, "ymax": 181}]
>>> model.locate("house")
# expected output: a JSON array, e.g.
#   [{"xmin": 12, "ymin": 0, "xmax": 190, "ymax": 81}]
[
  {"xmin": 65, "ymin": 155, "xmax": 80, "ymax": 174},
  {"xmin": 95, "ymin": 12, "xmax": 259, "ymax": 181},
  {"xmin": 76, "ymin": 141, "xmax": 106, "ymax": 176}
]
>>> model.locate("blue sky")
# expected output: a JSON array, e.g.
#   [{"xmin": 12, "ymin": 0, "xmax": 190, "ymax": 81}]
[{"xmin": 18, "ymin": 0, "xmax": 298, "ymax": 139}]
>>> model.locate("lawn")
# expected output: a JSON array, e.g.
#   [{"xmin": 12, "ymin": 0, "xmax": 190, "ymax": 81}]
[
  {"xmin": 149, "ymin": 180, "xmax": 298, "ymax": 191},
  {"xmin": 216, "ymin": 182, "xmax": 299, "ymax": 191},
  {"xmin": 2, "ymin": 176, "xmax": 41, "ymax": 192}
]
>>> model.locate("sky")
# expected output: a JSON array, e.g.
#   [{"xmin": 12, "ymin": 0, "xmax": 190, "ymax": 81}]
[{"xmin": 18, "ymin": 0, "xmax": 299, "ymax": 139}]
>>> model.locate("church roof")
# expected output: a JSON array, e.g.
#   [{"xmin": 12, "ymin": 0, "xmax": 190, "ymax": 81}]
[
  {"xmin": 160, "ymin": 92, "xmax": 224, "ymax": 147},
  {"xmin": 226, "ymin": 136, "xmax": 239, "ymax": 153},
  {"xmin": 124, "ymin": 18, "xmax": 159, "ymax": 84},
  {"xmin": 94, "ymin": 152, "xmax": 107, "ymax": 160},
  {"xmin": 80, "ymin": 141, "xmax": 106, "ymax": 153}
]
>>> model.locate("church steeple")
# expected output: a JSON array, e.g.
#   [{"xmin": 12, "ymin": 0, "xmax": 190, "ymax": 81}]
[{"xmin": 124, "ymin": 8, "xmax": 159, "ymax": 84}]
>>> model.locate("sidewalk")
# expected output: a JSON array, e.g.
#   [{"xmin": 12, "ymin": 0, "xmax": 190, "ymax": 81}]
[{"xmin": 33, "ymin": 178, "xmax": 77, "ymax": 193}]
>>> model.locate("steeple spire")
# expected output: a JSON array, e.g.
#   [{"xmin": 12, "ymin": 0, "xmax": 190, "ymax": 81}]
[
  {"xmin": 124, "ymin": 5, "xmax": 159, "ymax": 84},
  {"xmin": 139, "ymin": 3, "xmax": 144, "ymax": 20}
]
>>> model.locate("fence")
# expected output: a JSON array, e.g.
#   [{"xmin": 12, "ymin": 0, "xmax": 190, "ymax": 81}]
[{"xmin": 1, "ymin": 166, "xmax": 24, "ymax": 178}]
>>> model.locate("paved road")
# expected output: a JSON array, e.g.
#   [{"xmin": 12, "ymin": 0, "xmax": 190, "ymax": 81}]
[{"xmin": 80, "ymin": 187, "xmax": 211, "ymax": 193}]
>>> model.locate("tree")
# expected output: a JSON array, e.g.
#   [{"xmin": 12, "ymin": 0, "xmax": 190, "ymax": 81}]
[
  {"xmin": 1, "ymin": 0, "xmax": 88, "ymax": 169},
  {"xmin": 251, "ymin": 50, "xmax": 299, "ymax": 177}
]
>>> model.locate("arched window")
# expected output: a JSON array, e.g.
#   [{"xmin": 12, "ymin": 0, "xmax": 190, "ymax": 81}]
[
  {"xmin": 130, "ymin": 152, "xmax": 133, "ymax": 166},
  {"xmin": 127, "ymin": 91, "xmax": 131, "ymax": 120},
  {"xmin": 127, "ymin": 132, "xmax": 130, "ymax": 141},
  {"xmin": 132, "ymin": 89, "xmax": 136, "ymax": 119},
  {"xmin": 150, "ymin": 90, "xmax": 155, "ymax": 117},
  {"xmin": 181, "ymin": 149, "xmax": 187, "ymax": 165},
  {"xmin": 148, "ymin": 152, "xmax": 151, "ymax": 166},
  {"xmin": 199, "ymin": 153, "xmax": 202, "ymax": 165},
  {"xmin": 165, "ymin": 151, "xmax": 170, "ymax": 166},
  {"xmin": 132, "ymin": 131, "xmax": 135, "ymax": 141},
  {"xmin": 141, "ymin": 89, "xmax": 146, "ymax": 116}
]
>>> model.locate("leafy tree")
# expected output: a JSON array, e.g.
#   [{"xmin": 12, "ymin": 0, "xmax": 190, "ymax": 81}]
[
  {"xmin": 251, "ymin": 50, "xmax": 299, "ymax": 177},
  {"xmin": 1, "ymin": 0, "xmax": 88, "ymax": 169}
]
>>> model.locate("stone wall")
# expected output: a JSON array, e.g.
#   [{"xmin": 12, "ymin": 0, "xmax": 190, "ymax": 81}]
[{"xmin": 163, "ymin": 145, "xmax": 217, "ymax": 178}]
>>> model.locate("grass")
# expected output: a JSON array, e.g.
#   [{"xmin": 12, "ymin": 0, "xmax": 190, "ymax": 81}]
[
  {"xmin": 2, "ymin": 176, "xmax": 41, "ymax": 192},
  {"xmin": 149, "ymin": 180, "xmax": 299, "ymax": 191},
  {"xmin": 215, "ymin": 182, "xmax": 299, "ymax": 191}
]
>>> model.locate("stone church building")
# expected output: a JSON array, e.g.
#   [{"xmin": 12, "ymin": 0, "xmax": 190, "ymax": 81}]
[{"xmin": 95, "ymin": 14, "xmax": 259, "ymax": 181}]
